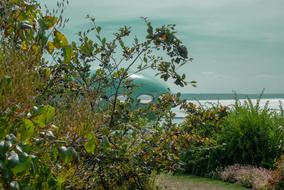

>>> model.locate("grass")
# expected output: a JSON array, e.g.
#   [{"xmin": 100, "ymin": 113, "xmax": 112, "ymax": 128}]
[{"xmin": 157, "ymin": 174, "xmax": 248, "ymax": 190}]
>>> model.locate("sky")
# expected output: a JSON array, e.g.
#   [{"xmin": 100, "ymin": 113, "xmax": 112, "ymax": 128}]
[{"xmin": 41, "ymin": 0, "xmax": 284, "ymax": 93}]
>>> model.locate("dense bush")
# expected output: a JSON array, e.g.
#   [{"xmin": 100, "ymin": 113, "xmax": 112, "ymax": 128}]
[
  {"xmin": 180, "ymin": 99, "xmax": 284, "ymax": 176},
  {"xmin": 216, "ymin": 99, "xmax": 284, "ymax": 168},
  {"xmin": 179, "ymin": 103, "xmax": 228, "ymax": 176},
  {"xmin": 0, "ymin": 0, "xmax": 192, "ymax": 189},
  {"xmin": 180, "ymin": 102, "xmax": 228, "ymax": 138}
]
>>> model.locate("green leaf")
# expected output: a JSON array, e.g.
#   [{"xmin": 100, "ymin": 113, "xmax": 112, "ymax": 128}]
[
  {"xmin": 84, "ymin": 134, "xmax": 97, "ymax": 154},
  {"xmin": 96, "ymin": 26, "xmax": 101, "ymax": 33},
  {"xmin": 58, "ymin": 146, "xmax": 76, "ymax": 164},
  {"xmin": 32, "ymin": 105, "xmax": 55, "ymax": 128},
  {"xmin": 63, "ymin": 45, "xmax": 73, "ymax": 64},
  {"xmin": 20, "ymin": 119, "xmax": 35, "ymax": 142},
  {"xmin": 143, "ymin": 56, "xmax": 148, "ymax": 63},
  {"xmin": 80, "ymin": 38, "xmax": 94, "ymax": 57},
  {"xmin": 57, "ymin": 173, "xmax": 66, "ymax": 188},
  {"xmin": 101, "ymin": 38, "xmax": 106, "ymax": 46},
  {"xmin": 11, "ymin": 157, "xmax": 30, "ymax": 175}
]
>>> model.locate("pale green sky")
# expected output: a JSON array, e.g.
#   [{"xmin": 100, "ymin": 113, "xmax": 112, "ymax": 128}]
[{"xmin": 41, "ymin": 0, "xmax": 284, "ymax": 93}]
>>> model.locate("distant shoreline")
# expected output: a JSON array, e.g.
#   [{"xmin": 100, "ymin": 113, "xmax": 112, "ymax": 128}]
[
  {"xmin": 173, "ymin": 97, "xmax": 284, "ymax": 120},
  {"xmin": 180, "ymin": 93, "xmax": 284, "ymax": 100}
]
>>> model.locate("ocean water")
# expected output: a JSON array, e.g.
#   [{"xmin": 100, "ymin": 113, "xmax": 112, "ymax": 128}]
[
  {"xmin": 173, "ymin": 94, "xmax": 284, "ymax": 121},
  {"xmin": 180, "ymin": 93, "xmax": 284, "ymax": 100}
]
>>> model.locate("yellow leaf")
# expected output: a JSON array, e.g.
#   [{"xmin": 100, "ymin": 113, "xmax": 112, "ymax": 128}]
[
  {"xmin": 21, "ymin": 41, "xmax": 28, "ymax": 51},
  {"xmin": 43, "ymin": 68, "xmax": 51, "ymax": 78},
  {"xmin": 46, "ymin": 41, "xmax": 55, "ymax": 54},
  {"xmin": 128, "ymin": 177, "xmax": 136, "ymax": 183},
  {"xmin": 53, "ymin": 30, "xmax": 69, "ymax": 48},
  {"xmin": 31, "ymin": 44, "xmax": 40, "ymax": 54},
  {"xmin": 43, "ymin": 16, "xmax": 58, "ymax": 29}
]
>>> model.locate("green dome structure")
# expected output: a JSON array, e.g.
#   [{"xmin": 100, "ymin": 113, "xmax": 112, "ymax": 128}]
[
  {"xmin": 117, "ymin": 73, "xmax": 171, "ymax": 105},
  {"xmin": 90, "ymin": 70, "xmax": 171, "ymax": 106}
]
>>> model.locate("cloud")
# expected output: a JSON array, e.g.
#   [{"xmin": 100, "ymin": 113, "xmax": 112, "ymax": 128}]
[
  {"xmin": 55, "ymin": 0, "xmax": 284, "ymax": 44},
  {"xmin": 201, "ymin": 71, "xmax": 223, "ymax": 79},
  {"xmin": 202, "ymin": 71, "xmax": 216, "ymax": 75},
  {"xmin": 41, "ymin": 0, "xmax": 284, "ymax": 93},
  {"xmin": 254, "ymin": 74, "xmax": 274, "ymax": 79}
]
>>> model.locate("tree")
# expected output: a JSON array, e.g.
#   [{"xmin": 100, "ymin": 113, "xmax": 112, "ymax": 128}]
[{"xmin": 0, "ymin": 0, "xmax": 193, "ymax": 189}]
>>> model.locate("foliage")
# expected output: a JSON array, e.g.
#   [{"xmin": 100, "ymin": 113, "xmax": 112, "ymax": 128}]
[
  {"xmin": 0, "ymin": 105, "xmax": 79, "ymax": 189},
  {"xmin": 216, "ymin": 99, "xmax": 284, "ymax": 168},
  {"xmin": 0, "ymin": 0, "xmax": 192, "ymax": 189},
  {"xmin": 268, "ymin": 155, "xmax": 284, "ymax": 190},
  {"xmin": 179, "ymin": 98, "xmax": 284, "ymax": 177},
  {"xmin": 51, "ymin": 94, "xmax": 192, "ymax": 189},
  {"xmin": 178, "ymin": 103, "xmax": 229, "ymax": 176}
]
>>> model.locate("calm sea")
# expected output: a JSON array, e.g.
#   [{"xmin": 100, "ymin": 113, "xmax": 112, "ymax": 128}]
[{"xmin": 181, "ymin": 93, "xmax": 284, "ymax": 100}]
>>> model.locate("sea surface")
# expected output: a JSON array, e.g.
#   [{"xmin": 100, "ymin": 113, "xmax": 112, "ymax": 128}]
[{"xmin": 173, "ymin": 93, "xmax": 284, "ymax": 122}]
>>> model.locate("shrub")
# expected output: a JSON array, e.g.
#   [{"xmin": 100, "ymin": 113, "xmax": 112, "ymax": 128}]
[
  {"xmin": 268, "ymin": 155, "xmax": 284, "ymax": 190},
  {"xmin": 179, "ymin": 103, "xmax": 229, "ymax": 176},
  {"xmin": 180, "ymin": 102, "xmax": 228, "ymax": 138},
  {"xmin": 219, "ymin": 164, "xmax": 272, "ymax": 190},
  {"xmin": 179, "ymin": 98, "xmax": 284, "ymax": 177},
  {"xmin": 0, "ymin": 0, "xmax": 192, "ymax": 189},
  {"xmin": 216, "ymin": 99, "xmax": 284, "ymax": 168},
  {"xmin": 0, "ymin": 105, "xmax": 78, "ymax": 189}
]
